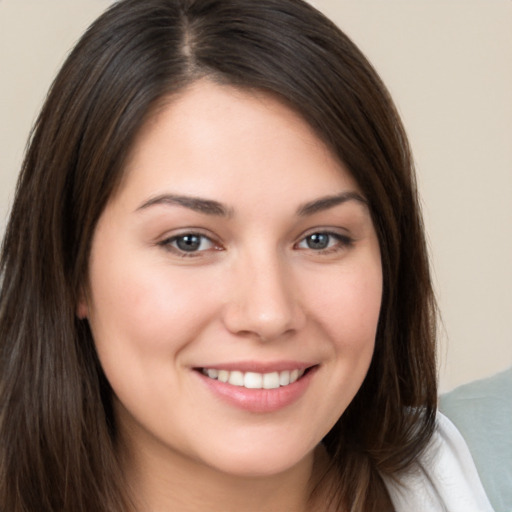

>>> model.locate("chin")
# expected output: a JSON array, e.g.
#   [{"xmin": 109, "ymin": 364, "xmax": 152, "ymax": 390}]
[{"xmin": 197, "ymin": 434, "xmax": 316, "ymax": 479}]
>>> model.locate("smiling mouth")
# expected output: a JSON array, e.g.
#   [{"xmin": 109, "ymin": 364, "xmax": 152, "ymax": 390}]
[{"xmin": 198, "ymin": 367, "xmax": 313, "ymax": 390}]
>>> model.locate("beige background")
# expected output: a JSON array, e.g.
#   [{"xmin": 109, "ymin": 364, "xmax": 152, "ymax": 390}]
[{"xmin": 1, "ymin": 0, "xmax": 511, "ymax": 391}]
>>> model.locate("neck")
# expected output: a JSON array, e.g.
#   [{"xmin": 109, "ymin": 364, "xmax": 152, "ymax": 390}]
[{"xmin": 120, "ymin": 434, "xmax": 333, "ymax": 512}]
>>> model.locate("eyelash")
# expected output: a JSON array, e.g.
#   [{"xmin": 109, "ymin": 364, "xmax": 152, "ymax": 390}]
[
  {"xmin": 158, "ymin": 230, "xmax": 353, "ymax": 258},
  {"xmin": 294, "ymin": 231, "xmax": 354, "ymax": 255},
  {"xmin": 158, "ymin": 231, "xmax": 222, "ymax": 258}
]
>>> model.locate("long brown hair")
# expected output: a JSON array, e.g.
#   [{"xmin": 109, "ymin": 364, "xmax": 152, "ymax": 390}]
[{"xmin": 0, "ymin": 1, "xmax": 437, "ymax": 510}]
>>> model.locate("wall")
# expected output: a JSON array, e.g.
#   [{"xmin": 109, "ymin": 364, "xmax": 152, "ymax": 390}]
[{"xmin": 1, "ymin": 0, "xmax": 511, "ymax": 391}]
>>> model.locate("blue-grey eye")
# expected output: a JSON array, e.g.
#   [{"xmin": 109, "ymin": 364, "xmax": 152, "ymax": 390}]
[
  {"xmin": 296, "ymin": 231, "xmax": 352, "ymax": 252},
  {"xmin": 164, "ymin": 233, "xmax": 216, "ymax": 253},
  {"xmin": 305, "ymin": 233, "xmax": 330, "ymax": 250},
  {"xmin": 175, "ymin": 234, "xmax": 202, "ymax": 252}
]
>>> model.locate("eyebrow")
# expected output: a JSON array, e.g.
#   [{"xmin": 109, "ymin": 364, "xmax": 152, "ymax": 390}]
[
  {"xmin": 136, "ymin": 194, "xmax": 232, "ymax": 217},
  {"xmin": 136, "ymin": 190, "xmax": 367, "ymax": 217},
  {"xmin": 297, "ymin": 191, "xmax": 368, "ymax": 216}
]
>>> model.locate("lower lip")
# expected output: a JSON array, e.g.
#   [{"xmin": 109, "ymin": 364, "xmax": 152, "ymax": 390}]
[{"xmin": 196, "ymin": 367, "xmax": 317, "ymax": 413}]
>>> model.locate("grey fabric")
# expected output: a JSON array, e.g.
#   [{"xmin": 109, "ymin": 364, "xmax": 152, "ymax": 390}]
[
  {"xmin": 383, "ymin": 413, "xmax": 494, "ymax": 511},
  {"xmin": 440, "ymin": 367, "xmax": 512, "ymax": 512}
]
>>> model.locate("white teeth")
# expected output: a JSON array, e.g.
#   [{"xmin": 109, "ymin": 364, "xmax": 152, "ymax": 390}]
[
  {"xmin": 263, "ymin": 372, "xmax": 280, "ymax": 389},
  {"xmin": 207, "ymin": 369, "xmax": 219, "ymax": 379},
  {"xmin": 244, "ymin": 372, "xmax": 263, "ymax": 389},
  {"xmin": 279, "ymin": 371, "xmax": 291, "ymax": 386},
  {"xmin": 228, "ymin": 370, "xmax": 244, "ymax": 387},
  {"xmin": 218, "ymin": 370, "xmax": 229, "ymax": 383},
  {"xmin": 201, "ymin": 368, "xmax": 307, "ymax": 389}
]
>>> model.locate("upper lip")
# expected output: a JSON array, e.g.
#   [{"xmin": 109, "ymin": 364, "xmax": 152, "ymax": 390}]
[{"xmin": 195, "ymin": 361, "xmax": 317, "ymax": 373}]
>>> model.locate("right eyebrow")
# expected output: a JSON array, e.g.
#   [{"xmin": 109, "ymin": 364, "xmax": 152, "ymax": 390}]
[{"xmin": 135, "ymin": 194, "xmax": 232, "ymax": 217}]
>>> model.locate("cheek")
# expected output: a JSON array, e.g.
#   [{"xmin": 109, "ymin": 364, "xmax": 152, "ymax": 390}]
[
  {"xmin": 86, "ymin": 255, "xmax": 225, "ymax": 425},
  {"xmin": 308, "ymin": 264, "xmax": 382, "ymax": 351},
  {"xmin": 86, "ymin": 250, "xmax": 220, "ymax": 365}
]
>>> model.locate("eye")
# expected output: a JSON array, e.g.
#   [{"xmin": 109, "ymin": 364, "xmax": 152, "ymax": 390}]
[
  {"xmin": 296, "ymin": 231, "xmax": 353, "ymax": 253},
  {"xmin": 159, "ymin": 232, "xmax": 219, "ymax": 256}
]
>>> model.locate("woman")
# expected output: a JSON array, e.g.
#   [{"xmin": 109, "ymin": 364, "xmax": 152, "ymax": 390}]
[{"xmin": 0, "ymin": 0, "xmax": 493, "ymax": 511}]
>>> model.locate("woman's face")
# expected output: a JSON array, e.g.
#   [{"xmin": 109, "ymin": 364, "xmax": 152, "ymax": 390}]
[{"xmin": 81, "ymin": 80, "xmax": 382, "ymax": 479}]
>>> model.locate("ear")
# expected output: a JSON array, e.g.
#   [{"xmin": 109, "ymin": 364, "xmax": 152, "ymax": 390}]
[{"xmin": 76, "ymin": 288, "xmax": 89, "ymax": 319}]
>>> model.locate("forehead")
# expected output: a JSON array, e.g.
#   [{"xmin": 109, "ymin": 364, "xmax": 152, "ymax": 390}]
[{"xmin": 116, "ymin": 79, "xmax": 361, "ymax": 210}]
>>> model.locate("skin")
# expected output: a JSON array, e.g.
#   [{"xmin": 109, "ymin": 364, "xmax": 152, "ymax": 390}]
[{"xmin": 80, "ymin": 80, "xmax": 383, "ymax": 512}]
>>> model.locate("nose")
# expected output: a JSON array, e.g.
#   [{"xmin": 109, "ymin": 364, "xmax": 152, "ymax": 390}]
[{"xmin": 221, "ymin": 252, "xmax": 305, "ymax": 342}]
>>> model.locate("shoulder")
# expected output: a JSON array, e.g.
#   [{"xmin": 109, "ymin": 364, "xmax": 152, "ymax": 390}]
[
  {"xmin": 383, "ymin": 412, "xmax": 495, "ymax": 512},
  {"xmin": 440, "ymin": 368, "xmax": 512, "ymax": 512}
]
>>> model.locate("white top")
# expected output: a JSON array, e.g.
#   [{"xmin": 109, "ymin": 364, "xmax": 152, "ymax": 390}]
[{"xmin": 384, "ymin": 413, "xmax": 495, "ymax": 511}]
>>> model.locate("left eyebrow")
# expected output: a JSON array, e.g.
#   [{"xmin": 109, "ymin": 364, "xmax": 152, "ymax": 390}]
[{"xmin": 297, "ymin": 192, "xmax": 368, "ymax": 216}]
